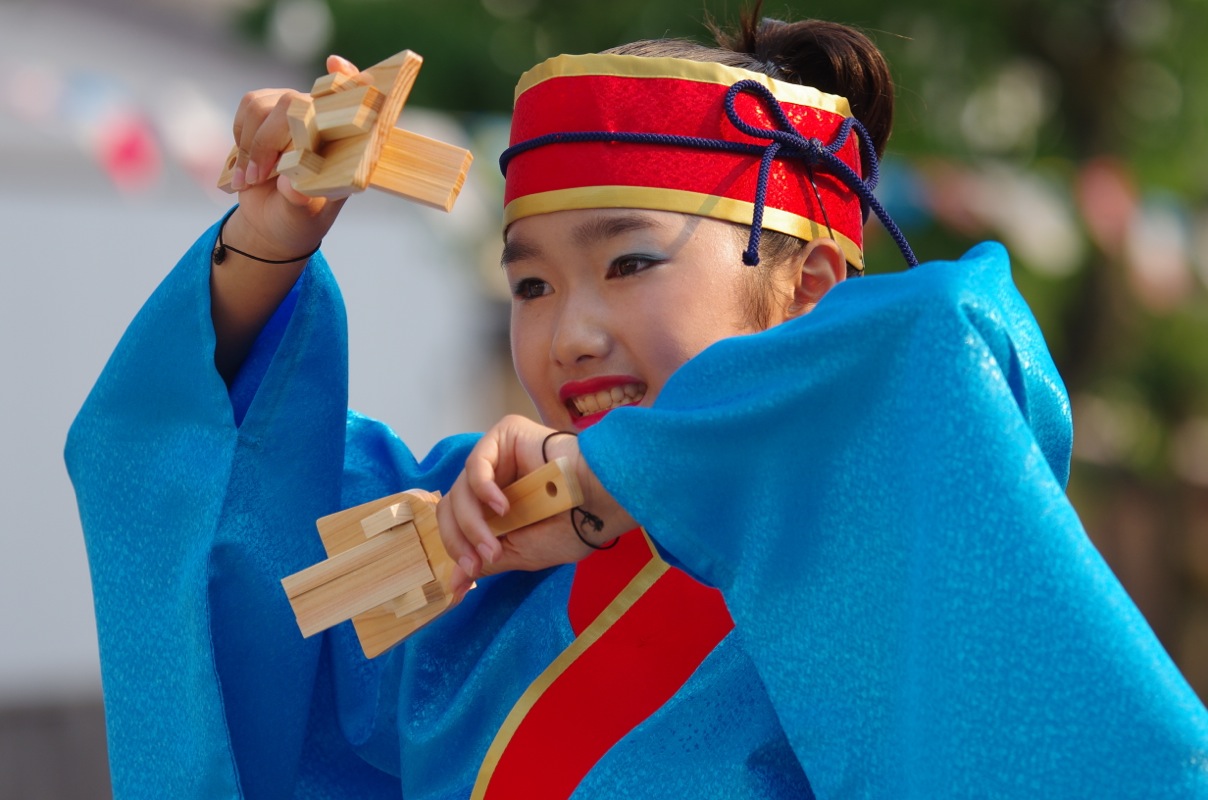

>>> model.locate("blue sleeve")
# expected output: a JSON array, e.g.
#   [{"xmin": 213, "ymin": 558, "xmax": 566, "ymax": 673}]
[
  {"xmin": 64, "ymin": 216, "xmax": 477, "ymax": 797},
  {"xmin": 579, "ymin": 242, "xmax": 1208, "ymax": 797}
]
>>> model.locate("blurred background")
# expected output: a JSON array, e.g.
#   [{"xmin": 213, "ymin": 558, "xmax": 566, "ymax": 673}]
[{"xmin": 2, "ymin": 0, "xmax": 1207, "ymax": 794}]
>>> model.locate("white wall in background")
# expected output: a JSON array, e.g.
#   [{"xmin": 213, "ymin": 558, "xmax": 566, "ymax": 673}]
[{"xmin": 0, "ymin": 0, "xmax": 503, "ymax": 701}]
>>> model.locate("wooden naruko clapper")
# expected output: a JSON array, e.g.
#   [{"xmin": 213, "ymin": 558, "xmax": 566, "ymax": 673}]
[
  {"xmin": 281, "ymin": 459, "xmax": 583, "ymax": 657},
  {"xmin": 217, "ymin": 49, "xmax": 472, "ymax": 211}
]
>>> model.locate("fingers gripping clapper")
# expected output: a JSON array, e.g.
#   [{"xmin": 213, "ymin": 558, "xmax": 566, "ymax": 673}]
[
  {"xmin": 218, "ymin": 50, "xmax": 473, "ymax": 211},
  {"xmin": 281, "ymin": 458, "xmax": 584, "ymax": 657}
]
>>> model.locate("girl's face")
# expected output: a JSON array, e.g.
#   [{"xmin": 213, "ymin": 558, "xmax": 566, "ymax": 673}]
[{"xmin": 504, "ymin": 208, "xmax": 801, "ymax": 431}]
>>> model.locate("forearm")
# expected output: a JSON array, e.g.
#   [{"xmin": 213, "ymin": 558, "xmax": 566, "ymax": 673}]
[
  {"xmin": 211, "ymin": 58, "xmax": 357, "ymax": 381},
  {"xmin": 209, "ymin": 207, "xmax": 314, "ymax": 382}
]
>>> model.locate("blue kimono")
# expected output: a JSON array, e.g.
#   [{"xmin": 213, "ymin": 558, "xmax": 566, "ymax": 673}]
[{"xmin": 66, "ymin": 216, "xmax": 1208, "ymax": 798}]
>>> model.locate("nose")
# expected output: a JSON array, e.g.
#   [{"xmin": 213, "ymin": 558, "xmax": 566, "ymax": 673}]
[{"xmin": 549, "ymin": 292, "xmax": 611, "ymax": 367}]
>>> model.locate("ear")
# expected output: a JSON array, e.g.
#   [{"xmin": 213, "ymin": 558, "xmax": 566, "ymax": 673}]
[{"xmin": 785, "ymin": 238, "xmax": 846, "ymax": 318}]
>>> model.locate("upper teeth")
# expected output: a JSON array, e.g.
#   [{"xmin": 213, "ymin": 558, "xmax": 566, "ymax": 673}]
[{"xmin": 572, "ymin": 384, "xmax": 645, "ymax": 415}]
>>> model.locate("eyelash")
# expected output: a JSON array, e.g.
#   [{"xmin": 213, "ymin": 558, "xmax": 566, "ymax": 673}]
[
  {"xmin": 509, "ymin": 254, "xmax": 662, "ymax": 301},
  {"xmin": 607, "ymin": 254, "xmax": 662, "ymax": 279},
  {"xmin": 511, "ymin": 277, "xmax": 550, "ymax": 300}
]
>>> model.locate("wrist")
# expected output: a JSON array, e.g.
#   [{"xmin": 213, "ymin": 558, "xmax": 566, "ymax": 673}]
[
  {"xmin": 544, "ymin": 431, "xmax": 633, "ymax": 548},
  {"xmin": 218, "ymin": 207, "xmax": 321, "ymax": 265}
]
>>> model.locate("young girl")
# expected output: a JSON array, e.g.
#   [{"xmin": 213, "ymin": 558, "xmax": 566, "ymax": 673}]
[{"xmin": 67, "ymin": 8, "xmax": 1207, "ymax": 799}]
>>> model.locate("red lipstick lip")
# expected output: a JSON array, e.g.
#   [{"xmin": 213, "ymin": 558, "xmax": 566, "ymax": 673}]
[
  {"xmin": 560, "ymin": 375, "xmax": 646, "ymax": 430},
  {"xmin": 558, "ymin": 375, "xmax": 643, "ymax": 403},
  {"xmin": 571, "ymin": 409, "xmax": 616, "ymax": 430}
]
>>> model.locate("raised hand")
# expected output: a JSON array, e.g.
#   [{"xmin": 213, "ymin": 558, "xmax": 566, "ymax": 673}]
[
  {"xmin": 210, "ymin": 55, "xmax": 359, "ymax": 380},
  {"xmin": 224, "ymin": 54, "xmax": 362, "ymax": 259}
]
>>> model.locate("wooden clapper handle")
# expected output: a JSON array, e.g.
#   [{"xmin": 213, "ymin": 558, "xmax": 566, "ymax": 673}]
[{"xmin": 281, "ymin": 458, "xmax": 583, "ymax": 657}]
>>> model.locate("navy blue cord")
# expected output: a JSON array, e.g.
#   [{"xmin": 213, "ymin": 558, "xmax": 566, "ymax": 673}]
[
  {"xmin": 744, "ymin": 140, "xmax": 781, "ymax": 265},
  {"xmin": 501, "ymin": 79, "xmax": 918, "ymax": 269}
]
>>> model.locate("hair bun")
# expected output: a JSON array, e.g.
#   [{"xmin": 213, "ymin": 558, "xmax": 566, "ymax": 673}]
[{"xmin": 714, "ymin": 11, "xmax": 895, "ymax": 158}]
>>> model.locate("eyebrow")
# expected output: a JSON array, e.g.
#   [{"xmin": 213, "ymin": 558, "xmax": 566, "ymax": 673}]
[
  {"xmin": 500, "ymin": 237, "xmax": 541, "ymax": 267},
  {"xmin": 570, "ymin": 213, "xmax": 663, "ymax": 248},
  {"xmin": 500, "ymin": 212, "xmax": 664, "ymax": 267}
]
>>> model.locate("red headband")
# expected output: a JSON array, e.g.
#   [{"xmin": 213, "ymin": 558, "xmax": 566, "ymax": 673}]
[{"xmin": 502, "ymin": 53, "xmax": 871, "ymax": 271}]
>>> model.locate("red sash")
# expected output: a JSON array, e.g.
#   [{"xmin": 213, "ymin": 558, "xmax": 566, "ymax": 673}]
[{"xmin": 472, "ymin": 530, "xmax": 734, "ymax": 798}]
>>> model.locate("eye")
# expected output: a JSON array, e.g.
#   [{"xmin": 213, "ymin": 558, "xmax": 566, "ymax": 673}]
[
  {"xmin": 511, "ymin": 277, "xmax": 551, "ymax": 300},
  {"xmin": 607, "ymin": 254, "xmax": 662, "ymax": 279}
]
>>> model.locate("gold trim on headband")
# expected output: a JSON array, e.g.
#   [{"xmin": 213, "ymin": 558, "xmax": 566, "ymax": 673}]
[
  {"xmin": 514, "ymin": 53, "xmax": 854, "ymax": 118},
  {"xmin": 503, "ymin": 185, "xmax": 865, "ymax": 270}
]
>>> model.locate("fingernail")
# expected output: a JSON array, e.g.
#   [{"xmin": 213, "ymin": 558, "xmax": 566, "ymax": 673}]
[
  {"xmin": 232, "ymin": 167, "xmax": 246, "ymax": 190},
  {"xmin": 245, "ymin": 160, "xmax": 260, "ymax": 185},
  {"xmin": 489, "ymin": 500, "xmax": 506, "ymax": 517},
  {"xmin": 477, "ymin": 543, "xmax": 495, "ymax": 565},
  {"xmin": 458, "ymin": 556, "xmax": 476, "ymax": 578}
]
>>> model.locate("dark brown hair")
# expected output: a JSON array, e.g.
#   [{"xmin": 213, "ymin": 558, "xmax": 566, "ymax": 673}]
[
  {"xmin": 608, "ymin": 9, "xmax": 893, "ymax": 158},
  {"xmin": 605, "ymin": 3, "xmax": 895, "ymax": 323}
]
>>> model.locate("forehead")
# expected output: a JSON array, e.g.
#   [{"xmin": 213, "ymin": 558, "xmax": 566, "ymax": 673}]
[
  {"xmin": 506, "ymin": 208, "xmax": 676, "ymax": 242},
  {"xmin": 502, "ymin": 209, "xmax": 686, "ymax": 264}
]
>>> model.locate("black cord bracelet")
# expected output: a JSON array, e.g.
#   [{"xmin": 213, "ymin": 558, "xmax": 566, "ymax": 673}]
[
  {"xmin": 540, "ymin": 430, "xmax": 617, "ymax": 551},
  {"xmin": 572, "ymin": 507, "xmax": 612, "ymax": 550},
  {"xmin": 212, "ymin": 208, "xmax": 321, "ymax": 266}
]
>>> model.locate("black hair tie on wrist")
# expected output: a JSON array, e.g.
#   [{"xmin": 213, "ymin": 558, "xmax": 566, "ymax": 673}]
[
  {"xmin": 540, "ymin": 430, "xmax": 618, "ymax": 551},
  {"xmin": 572, "ymin": 506, "xmax": 612, "ymax": 550},
  {"xmin": 541, "ymin": 430, "xmax": 576, "ymax": 463},
  {"xmin": 212, "ymin": 207, "xmax": 321, "ymax": 266}
]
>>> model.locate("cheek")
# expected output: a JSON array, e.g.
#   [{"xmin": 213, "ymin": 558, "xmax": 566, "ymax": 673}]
[
  {"xmin": 656, "ymin": 283, "xmax": 749, "ymax": 347},
  {"xmin": 509, "ymin": 309, "xmax": 560, "ymax": 421},
  {"xmin": 509, "ymin": 311, "xmax": 540, "ymax": 390},
  {"xmin": 621, "ymin": 281, "xmax": 748, "ymax": 394},
  {"xmin": 629, "ymin": 316, "xmax": 714, "ymax": 395}
]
